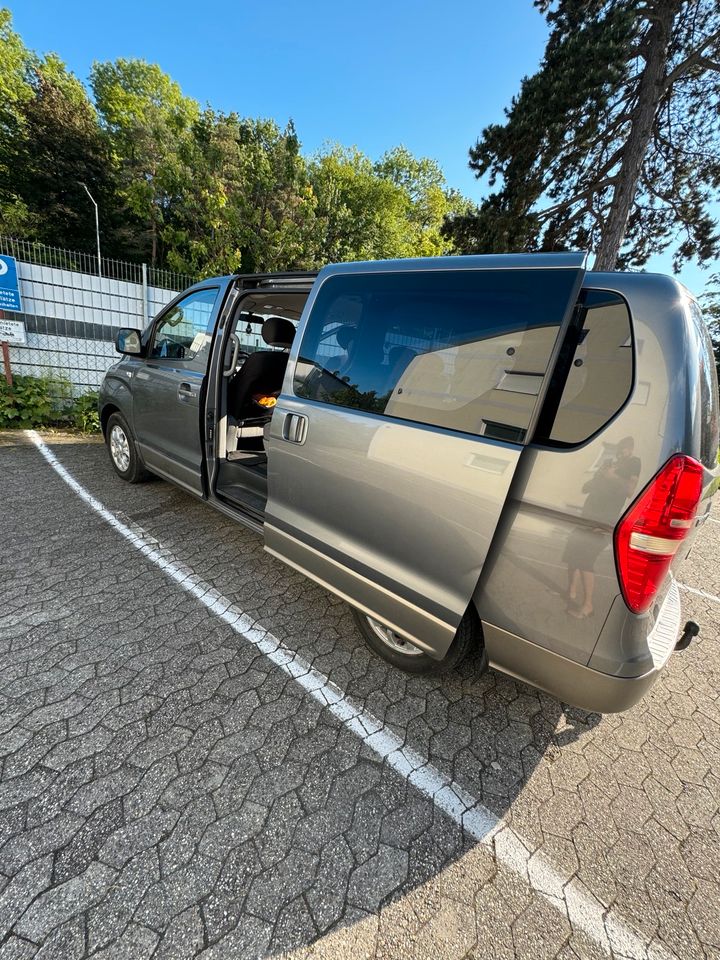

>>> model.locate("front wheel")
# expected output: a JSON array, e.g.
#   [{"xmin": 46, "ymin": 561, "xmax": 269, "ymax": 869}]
[
  {"xmin": 105, "ymin": 412, "xmax": 149, "ymax": 483},
  {"xmin": 352, "ymin": 607, "xmax": 480, "ymax": 675}
]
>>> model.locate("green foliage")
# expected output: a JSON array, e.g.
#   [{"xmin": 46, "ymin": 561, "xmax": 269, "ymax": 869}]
[
  {"xmin": 0, "ymin": 374, "xmax": 66, "ymax": 428},
  {"xmin": 91, "ymin": 58, "xmax": 200, "ymax": 264},
  {"xmin": 303, "ymin": 145, "xmax": 466, "ymax": 265},
  {"xmin": 70, "ymin": 391, "xmax": 100, "ymax": 432},
  {"xmin": 446, "ymin": 0, "xmax": 720, "ymax": 271},
  {"xmin": 0, "ymin": 375, "xmax": 99, "ymax": 431},
  {"xmin": 0, "ymin": 8, "xmax": 34, "ymax": 112},
  {"xmin": 1, "ymin": 55, "xmax": 116, "ymax": 250},
  {"xmin": 0, "ymin": 8, "xmax": 35, "ymax": 234}
]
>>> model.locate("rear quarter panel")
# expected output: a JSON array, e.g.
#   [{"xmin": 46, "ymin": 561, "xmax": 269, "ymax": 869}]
[{"xmin": 473, "ymin": 272, "xmax": 711, "ymax": 674}]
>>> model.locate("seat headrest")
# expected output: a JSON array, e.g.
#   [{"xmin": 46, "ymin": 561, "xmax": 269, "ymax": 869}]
[
  {"xmin": 261, "ymin": 316, "xmax": 296, "ymax": 348},
  {"xmin": 334, "ymin": 325, "xmax": 356, "ymax": 350}
]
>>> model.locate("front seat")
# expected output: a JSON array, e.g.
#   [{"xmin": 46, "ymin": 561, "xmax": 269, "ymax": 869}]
[
  {"xmin": 324, "ymin": 324, "xmax": 356, "ymax": 376},
  {"xmin": 227, "ymin": 316, "xmax": 296, "ymax": 427}
]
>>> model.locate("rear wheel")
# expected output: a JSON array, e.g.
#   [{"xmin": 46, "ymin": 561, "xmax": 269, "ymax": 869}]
[
  {"xmin": 106, "ymin": 412, "xmax": 149, "ymax": 483},
  {"xmin": 352, "ymin": 607, "xmax": 480, "ymax": 675}
]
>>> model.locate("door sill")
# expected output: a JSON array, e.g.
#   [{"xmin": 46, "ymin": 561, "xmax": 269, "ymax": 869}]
[
  {"xmin": 214, "ymin": 457, "xmax": 268, "ymax": 520},
  {"xmin": 216, "ymin": 486, "xmax": 266, "ymax": 521}
]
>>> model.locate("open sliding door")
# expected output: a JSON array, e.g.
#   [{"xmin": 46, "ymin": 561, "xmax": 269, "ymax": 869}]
[{"xmin": 265, "ymin": 254, "xmax": 586, "ymax": 656}]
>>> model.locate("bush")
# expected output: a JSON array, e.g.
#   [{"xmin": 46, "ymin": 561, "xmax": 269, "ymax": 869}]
[
  {"xmin": 0, "ymin": 375, "xmax": 100, "ymax": 431},
  {"xmin": 0, "ymin": 374, "xmax": 61, "ymax": 428},
  {"xmin": 70, "ymin": 391, "xmax": 100, "ymax": 433}
]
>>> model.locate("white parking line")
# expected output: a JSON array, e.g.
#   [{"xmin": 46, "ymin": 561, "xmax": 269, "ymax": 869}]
[
  {"xmin": 27, "ymin": 430, "xmax": 672, "ymax": 960},
  {"xmin": 678, "ymin": 582, "xmax": 720, "ymax": 604}
]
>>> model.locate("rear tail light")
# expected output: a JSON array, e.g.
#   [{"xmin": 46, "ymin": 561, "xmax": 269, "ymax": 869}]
[{"xmin": 614, "ymin": 455, "xmax": 704, "ymax": 614}]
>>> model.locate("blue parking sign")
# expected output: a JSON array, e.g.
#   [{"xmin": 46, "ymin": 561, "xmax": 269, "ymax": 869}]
[{"xmin": 0, "ymin": 254, "xmax": 23, "ymax": 312}]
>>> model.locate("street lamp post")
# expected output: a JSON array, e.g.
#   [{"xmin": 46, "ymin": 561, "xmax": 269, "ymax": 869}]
[{"xmin": 78, "ymin": 182, "xmax": 101, "ymax": 277}]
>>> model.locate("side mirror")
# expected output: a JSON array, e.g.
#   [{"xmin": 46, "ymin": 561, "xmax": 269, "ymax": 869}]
[{"xmin": 116, "ymin": 328, "xmax": 144, "ymax": 356}]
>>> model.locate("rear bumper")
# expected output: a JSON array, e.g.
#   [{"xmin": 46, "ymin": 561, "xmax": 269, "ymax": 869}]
[
  {"xmin": 483, "ymin": 621, "xmax": 665, "ymax": 714},
  {"xmin": 482, "ymin": 577, "xmax": 684, "ymax": 713}
]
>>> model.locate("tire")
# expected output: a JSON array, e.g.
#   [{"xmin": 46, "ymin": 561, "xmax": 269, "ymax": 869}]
[
  {"xmin": 352, "ymin": 606, "xmax": 481, "ymax": 675},
  {"xmin": 105, "ymin": 412, "xmax": 149, "ymax": 483}
]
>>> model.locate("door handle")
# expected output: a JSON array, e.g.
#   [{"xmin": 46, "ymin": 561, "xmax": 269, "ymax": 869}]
[
  {"xmin": 282, "ymin": 412, "xmax": 308, "ymax": 444},
  {"xmin": 177, "ymin": 382, "xmax": 196, "ymax": 401},
  {"xmin": 223, "ymin": 334, "xmax": 240, "ymax": 377}
]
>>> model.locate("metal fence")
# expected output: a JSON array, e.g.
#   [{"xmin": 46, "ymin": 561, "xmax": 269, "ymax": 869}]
[
  {"xmin": 0, "ymin": 237, "xmax": 198, "ymax": 401},
  {"xmin": 0, "ymin": 236, "xmax": 196, "ymax": 292}
]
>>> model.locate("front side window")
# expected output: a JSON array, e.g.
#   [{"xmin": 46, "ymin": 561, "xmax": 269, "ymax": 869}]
[
  {"xmin": 150, "ymin": 288, "xmax": 219, "ymax": 369},
  {"xmin": 293, "ymin": 269, "xmax": 580, "ymax": 442}
]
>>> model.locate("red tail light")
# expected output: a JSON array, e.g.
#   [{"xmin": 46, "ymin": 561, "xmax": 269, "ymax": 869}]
[{"xmin": 614, "ymin": 455, "xmax": 703, "ymax": 614}]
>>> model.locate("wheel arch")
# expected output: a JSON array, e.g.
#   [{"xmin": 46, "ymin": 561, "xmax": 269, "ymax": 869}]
[{"xmin": 100, "ymin": 402, "xmax": 119, "ymax": 437}]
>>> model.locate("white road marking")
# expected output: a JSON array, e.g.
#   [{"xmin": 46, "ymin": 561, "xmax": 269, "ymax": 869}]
[
  {"xmin": 27, "ymin": 430, "xmax": 673, "ymax": 960},
  {"xmin": 678, "ymin": 582, "xmax": 720, "ymax": 605}
]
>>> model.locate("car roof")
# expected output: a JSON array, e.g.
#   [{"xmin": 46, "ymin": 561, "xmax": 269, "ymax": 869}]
[{"xmin": 181, "ymin": 256, "xmax": 689, "ymax": 299}]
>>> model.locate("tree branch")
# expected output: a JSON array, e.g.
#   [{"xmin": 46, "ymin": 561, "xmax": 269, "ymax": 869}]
[
  {"xmin": 698, "ymin": 55, "xmax": 720, "ymax": 72},
  {"xmin": 663, "ymin": 28, "xmax": 720, "ymax": 89},
  {"xmin": 537, "ymin": 177, "xmax": 618, "ymax": 222}
]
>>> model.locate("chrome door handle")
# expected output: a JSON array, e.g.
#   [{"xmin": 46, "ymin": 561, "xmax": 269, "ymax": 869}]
[
  {"xmin": 282, "ymin": 412, "xmax": 308, "ymax": 444},
  {"xmin": 177, "ymin": 382, "xmax": 195, "ymax": 401}
]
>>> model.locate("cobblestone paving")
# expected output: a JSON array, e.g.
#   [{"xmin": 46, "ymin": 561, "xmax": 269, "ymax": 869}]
[{"xmin": 1, "ymin": 430, "xmax": 719, "ymax": 959}]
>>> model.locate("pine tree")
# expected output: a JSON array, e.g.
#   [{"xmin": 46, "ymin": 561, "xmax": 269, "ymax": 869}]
[{"xmin": 446, "ymin": 0, "xmax": 720, "ymax": 271}]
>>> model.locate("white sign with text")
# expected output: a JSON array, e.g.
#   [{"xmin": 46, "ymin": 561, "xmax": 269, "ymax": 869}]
[{"xmin": 0, "ymin": 318, "xmax": 27, "ymax": 345}]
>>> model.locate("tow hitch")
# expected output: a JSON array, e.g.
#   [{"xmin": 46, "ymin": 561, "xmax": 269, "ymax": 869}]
[{"xmin": 675, "ymin": 620, "xmax": 700, "ymax": 651}]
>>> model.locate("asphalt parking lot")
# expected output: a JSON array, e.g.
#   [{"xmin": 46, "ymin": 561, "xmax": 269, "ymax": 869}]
[{"xmin": 1, "ymin": 430, "xmax": 719, "ymax": 960}]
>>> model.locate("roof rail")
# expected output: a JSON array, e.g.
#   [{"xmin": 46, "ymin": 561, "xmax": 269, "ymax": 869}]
[{"xmin": 233, "ymin": 270, "xmax": 319, "ymax": 289}]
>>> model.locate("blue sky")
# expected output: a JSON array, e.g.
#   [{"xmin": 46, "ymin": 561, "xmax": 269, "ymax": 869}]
[{"xmin": 12, "ymin": 0, "xmax": 717, "ymax": 293}]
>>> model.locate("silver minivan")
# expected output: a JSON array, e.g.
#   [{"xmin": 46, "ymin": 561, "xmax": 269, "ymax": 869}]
[{"xmin": 99, "ymin": 253, "xmax": 719, "ymax": 712}]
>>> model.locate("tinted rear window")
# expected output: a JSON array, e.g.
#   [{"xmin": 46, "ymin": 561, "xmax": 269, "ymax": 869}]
[
  {"xmin": 293, "ymin": 269, "xmax": 579, "ymax": 442},
  {"xmin": 550, "ymin": 290, "xmax": 633, "ymax": 445},
  {"xmin": 688, "ymin": 299, "xmax": 720, "ymax": 468}
]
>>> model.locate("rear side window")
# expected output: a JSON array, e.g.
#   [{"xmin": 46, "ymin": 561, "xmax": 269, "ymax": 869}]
[
  {"xmin": 293, "ymin": 269, "xmax": 580, "ymax": 442},
  {"xmin": 549, "ymin": 290, "xmax": 633, "ymax": 445},
  {"xmin": 687, "ymin": 299, "xmax": 720, "ymax": 468}
]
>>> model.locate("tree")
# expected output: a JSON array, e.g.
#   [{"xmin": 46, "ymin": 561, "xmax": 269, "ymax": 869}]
[
  {"xmin": 162, "ymin": 113, "xmax": 319, "ymax": 276},
  {"xmin": 307, "ymin": 146, "xmax": 408, "ymax": 263},
  {"xmin": 375, "ymin": 146, "xmax": 471, "ymax": 257},
  {"xmin": 446, "ymin": 0, "xmax": 720, "ymax": 271},
  {"xmin": 0, "ymin": 10, "xmax": 117, "ymax": 251},
  {"xmin": 229, "ymin": 118, "xmax": 317, "ymax": 273},
  {"xmin": 307, "ymin": 144, "xmax": 466, "ymax": 265},
  {"xmin": 2, "ymin": 54, "xmax": 116, "ymax": 252},
  {"xmin": 91, "ymin": 59, "xmax": 199, "ymax": 265},
  {"xmin": 0, "ymin": 8, "xmax": 35, "ymax": 234}
]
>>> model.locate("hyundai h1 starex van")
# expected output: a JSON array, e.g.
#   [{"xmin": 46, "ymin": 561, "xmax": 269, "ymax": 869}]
[{"xmin": 99, "ymin": 253, "xmax": 719, "ymax": 712}]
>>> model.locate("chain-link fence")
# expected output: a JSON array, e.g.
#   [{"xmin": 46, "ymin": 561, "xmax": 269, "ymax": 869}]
[{"xmin": 0, "ymin": 237, "xmax": 198, "ymax": 402}]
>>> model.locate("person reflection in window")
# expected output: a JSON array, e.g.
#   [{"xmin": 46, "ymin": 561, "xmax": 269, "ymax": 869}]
[{"xmin": 564, "ymin": 437, "xmax": 641, "ymax": 619}]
